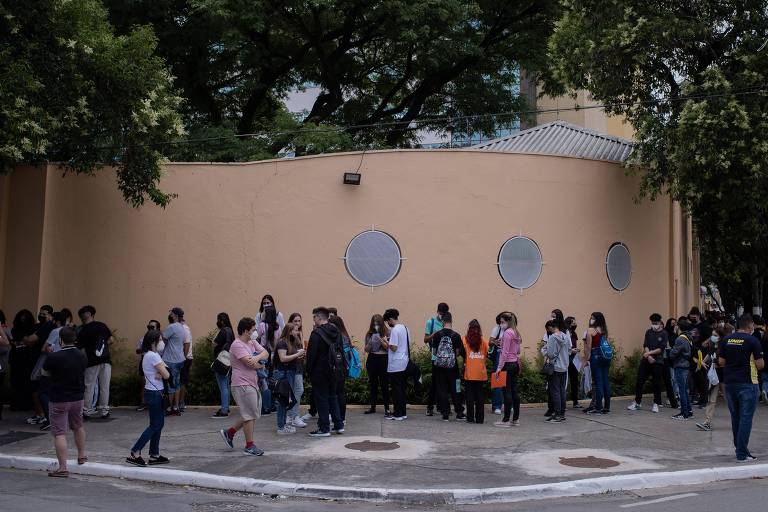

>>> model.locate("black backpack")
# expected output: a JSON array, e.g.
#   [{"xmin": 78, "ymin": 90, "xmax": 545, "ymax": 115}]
[{"xmin": 318, "ymin": 328, "xmax": 347, "ymax": 379}]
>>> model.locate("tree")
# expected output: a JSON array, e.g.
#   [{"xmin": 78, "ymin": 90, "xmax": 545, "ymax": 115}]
[
  {"xmin": 105, "ymin": 0, "xmax": 560, "ymax": 154},
  {"xmin": 544, "ymin": 0, "xmax": 768, "ymax": 313},
  {"xmin": 0, "ymin": 0, "xmax": 184, "ymax": 207}
]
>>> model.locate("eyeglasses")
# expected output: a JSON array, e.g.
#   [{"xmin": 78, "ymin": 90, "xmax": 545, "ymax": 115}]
[{"xmin": 147, "ymin": 325, "xmax": 156, "ymax": 330}]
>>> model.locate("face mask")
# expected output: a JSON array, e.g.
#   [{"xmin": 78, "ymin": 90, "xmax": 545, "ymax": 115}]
[
  {"xmin": 651, "ymin": 324, "xmax": 662, "ymax": 331},
  {"xmin": 216, "ymin": 320, "xmax": 224, "ymax": 329},
  {"xmin": 374, "ymin": 324, "xmax": 379, "ymax": 332},
  {"xmin": 38, "ymin": 315, "xmax": 46, "ymax": 323},
  {"xmin": 711, "ymin": 335, "xmax": 720, "ymax": 343},
  {"xmin": 589, "ymin": 319, "xmax": 595, "ymax": 326}
]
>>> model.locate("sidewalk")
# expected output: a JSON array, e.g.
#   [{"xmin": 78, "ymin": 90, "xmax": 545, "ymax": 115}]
[{"xmin": 1, "ymin": 397, "xmax": 767, "ymax": 503}]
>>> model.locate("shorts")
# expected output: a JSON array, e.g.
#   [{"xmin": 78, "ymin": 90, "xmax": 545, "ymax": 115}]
[
  {"xmin": 166, "ymin": 361, "xmax": 184, "ymax": 393},
  {"xmin": 231, "ymin": 385, "xmax": 262, "ymax": 421},
  {"xmin": 180, "ymin": 359, "xmax": 192, "ymax": 386},
  {"xmin": 49, "ymin": 400, "xmax": 84, "ymax": 436}
]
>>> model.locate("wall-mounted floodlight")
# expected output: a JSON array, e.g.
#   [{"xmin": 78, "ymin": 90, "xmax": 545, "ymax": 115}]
[{"xmin": 343, "ymin": 172, "xmax": 361, "ymax": 185}]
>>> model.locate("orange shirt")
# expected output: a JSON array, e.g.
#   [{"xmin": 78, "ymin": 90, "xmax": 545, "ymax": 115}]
[{"xmin": 462, "ymin": 336, "xmax": 489, "ymax": 381}]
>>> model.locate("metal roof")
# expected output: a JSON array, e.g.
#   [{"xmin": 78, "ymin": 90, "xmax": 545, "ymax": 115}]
[{"xmin": 470, "ymin": 121, "xmax": 634, "ymax": 163}]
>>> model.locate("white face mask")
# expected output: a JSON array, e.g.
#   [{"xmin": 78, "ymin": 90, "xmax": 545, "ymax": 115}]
[
  {"xmin": 500, "ymin": 322, "xmax": 508, "ymax": 330},
  {"xmin": 711, "ymin": 335, "xmax": 720, "ymax": 343},
  {"xmin": 589, "ymin": 319, "xmax": 595, "ymax": 326},
  {"xmin": 651, "ymin": 323, "xmax": 662, "ymax": 331}
]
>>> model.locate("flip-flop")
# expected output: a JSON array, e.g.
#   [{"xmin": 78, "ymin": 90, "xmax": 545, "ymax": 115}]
[
  {"xmin": 77, "ymin": 456, "xmax": 88, "ymax": 465},
  {"xmin": 48, "ymin": 470, "xmax": 69, "ymax": 478}
]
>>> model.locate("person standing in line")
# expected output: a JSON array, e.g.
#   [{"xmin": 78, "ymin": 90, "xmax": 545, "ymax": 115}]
[
  {"xmin": 462, "ymin": 319, "xmax": 488, "ymax": 424},
  {"xmin": 328, "ymin": 315, "xmax": 352, "ymax": 423},
  {"xmin": 543, "ymin": 319, "xmax": 570, "ymax": 423},
  {"xmin": 254, "ymin": 306, "xmax": 280, "ymax": 415},
  {"xmin": 583, "ymin": 312, "xmax": 611, "ymax": 415},
  {"xmin": 423, "ymin": 303, "xmax": 449, "ymax": 417},
  {"xmin": 77, "ymin": 306, "xmax": 113, "ymax": 420},
  {"xmin": 306, "ymin": 307, "xmax": 345, "ymax": 436},
  {"xmin": 542, "ymin": 310, "xmax": 566, "ymax": 418},
  {"xmin": 429, "ymin": 312, "xmax": 465, "ymax": 422},
  {"xmin": 382, "ymin": 308, "xmax": 410, "ymax": 421},
  {"xmin": 36, "ymin": 311, "xmax": 69, "ymax": 431},
  {"xmin": 43, "ymin": 327, "xmax": 88, "ymax": 477},
  {"xmin": 697, "ymin": 323, "xmax": 732, "ymax": 431},
  {"xmin": 162, "ymin": 308, "xmax": 189, "ymax": 416},
  {"xmin": 273, "ymin": 322, "xmax": 306, "ymax": 434},
  {"xmin": 751, "ymin": 316, "xmax": 768, "ymax": 403},
  {"xmin": 364, "ymin": 314, "xmax": 391, "ymax": 416},
  {"xmin": 0, "ymin": 310, "xmax": 10, "ymax": 421},
  {"xmin": 219, "ymin": 317, "xmax": 269, "ymax": 456},
  {"xmin": 719, "ymin": 314, "xmax": 764, "ymax": 462},
  {"xmin": 178, "ymin": 317, "xmax": 193, "ymax": 412},
  {"xmin": 627, "ymin": 314, "xmax": 668, "ymax": 413},
  {"xmin": 126, "ymin": 329, "xmax": 171, "ymax": 466},
  {"xmin": 256, "ymin": 295, "xmax": 286, "ymax": 332},
  {"xmin": 135, "ymin": 320, "xmax": 163, "ymax": 412},
  {"xmin": 488, "ymin": 312, "xmax": 510, "ymax": 415},
  {"xmin": 211, "ymin": 313, "xmax": 234, "ymax": 418},
  {"xmin": 565, "ymin": 317, "xmax": 582, "ymax": 408},
  {"xmin": 669, "ymin": 318, "xmax": 695, "ymax": 420},
  {"xmin": 494, "ymin": 312, "xmax": 522, "ymax": 427},
  {"xmin": 9, "ymin": 309, "xmax": 36, "ymax": 412},
  {"xmin": 25, "ymin": 305, "xmax": 55, "ymax": 426},
  {"xmin": 285, "ymin": 313, "xmax": 307, "ymax": 428}
]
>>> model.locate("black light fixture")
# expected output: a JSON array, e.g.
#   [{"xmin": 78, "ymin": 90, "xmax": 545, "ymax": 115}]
[{"xmin": 343, "ymin": 172, "xmax": 361, "ymax": 185}]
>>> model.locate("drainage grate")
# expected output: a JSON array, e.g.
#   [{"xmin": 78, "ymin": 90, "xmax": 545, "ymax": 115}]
[
  {"xmin": 345, "ymin": 440, "xmax": 400, "ymax": 452},
  {"xmin": 559, "ymin": 455, "xmax": 620, "ymax": 469},
  {"xmin": 0, "ymin": 431, "xmax": 46, "ymax": 446}
]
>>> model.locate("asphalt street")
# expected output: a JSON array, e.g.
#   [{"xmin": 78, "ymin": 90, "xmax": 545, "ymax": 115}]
[{"xmin": 2, "ymin": 468, "xmax": 767, "ymax": 512}]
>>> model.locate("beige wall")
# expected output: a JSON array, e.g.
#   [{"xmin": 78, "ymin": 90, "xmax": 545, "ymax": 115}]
[
  {"xmin": 3, "ymin": 151, "xmax": 696, "ymax": 369},
  {"xmin": 536, "ymin": 92, "xmax": 635, "ymax": 140}
]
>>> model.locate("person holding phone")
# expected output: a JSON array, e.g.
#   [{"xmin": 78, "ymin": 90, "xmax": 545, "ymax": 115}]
[
  {"xmin": 273, "ymin": 323, "xmax": 306, "ymax": 434},
  {"xmin": 364, "ymin": 314, "xmax": 390, "ymax": 416}
]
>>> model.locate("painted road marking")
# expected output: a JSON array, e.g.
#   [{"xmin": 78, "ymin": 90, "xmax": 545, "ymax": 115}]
[{"xmin": 620, "ymin": 493, "xmax": 699, "ymax": 508}]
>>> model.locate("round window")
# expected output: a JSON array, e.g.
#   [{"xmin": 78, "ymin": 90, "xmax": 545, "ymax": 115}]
[
  {"xmin": 344, "ymin": 230, "xmax": 402, "ymax": 287},
  {"xmin": 497, "ymin": 236, "xmax": 543, "ymax": 290},
  {"xmin": 606, "ymin": 243, "xmax": 632, "ymax": 291}
]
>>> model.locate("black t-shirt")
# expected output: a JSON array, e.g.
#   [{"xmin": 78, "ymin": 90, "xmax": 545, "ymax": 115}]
[
  {"xmin": 430, "ymin": 328, "xmax": 464, "ymax": 368},
  {"xmin": 77, "ymin": 321, "xmax": 112, "ymax": 366},
  {"xmin": 718, "ymin": 332, "xmax": 764, "ymax": 385},
  {"xmin": 692, "ymin": 321, "xmax": 712, "ymax": 342},
  {"xmin": 43, "ymin": 346, "xmax": 87, "ymax": 402},
  {"xmin": 274, "ymin": 338, "xmax": 298, "ymax": 372},
  {"xmin": 34, "ymin": 321, "xmax": 55, "ymax": 351},
  {"xmin": 213, "ymin": 327, "xmax": 235, "ymax": 357},
  {"xmin": 643, "ymin": 329, "xmax": 668, "ymax": 364}
]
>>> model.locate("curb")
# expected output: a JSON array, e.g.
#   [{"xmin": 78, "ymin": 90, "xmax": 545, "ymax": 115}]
[{"xmin": 2, "ymin": 454, "xmax": 768, "ymax": 504}]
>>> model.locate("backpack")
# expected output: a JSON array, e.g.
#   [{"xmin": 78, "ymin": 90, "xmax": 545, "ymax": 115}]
[
  {"xmin": 598, "ymin": 335, "xmax": 613, "ymax": 362},
  {"xmin": 434, "ymin": 334, "xmax": 456, "ymax": 369},
  {"xmin": 343, "ymin": 342, "xmax": 362, "ymax": 379},
  {"xmin": 319, "ymin": 329, "xmax": 347, "ymax": 379}
]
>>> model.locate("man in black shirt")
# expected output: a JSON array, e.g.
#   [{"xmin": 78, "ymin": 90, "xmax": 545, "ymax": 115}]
[
  {"xmin": 77, "ymin": 305, "xmax": 113, "ymax": 419},
  {"xmin": 23, "ymin": 305, "xmax": 55, "ymax": 425},
  {"xmin": 429, "ymin": 312, "xmax": 466, "ymax": 421},
  {"xmin": 43, "ymin": 327, "xmax": 88, "ymax": 477},
  {"xmin": 628, "ymin": 314, "xmax": 667, "ymax": 413}
]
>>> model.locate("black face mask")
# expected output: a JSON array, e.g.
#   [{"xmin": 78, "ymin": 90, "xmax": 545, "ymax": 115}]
[
  {"xmin": 38, "ymin": 315, "xmax": 46, "ymax": 323},
  {"xmin": 216, "ymin": 320, "xmax": 225, "ymax": 329}
]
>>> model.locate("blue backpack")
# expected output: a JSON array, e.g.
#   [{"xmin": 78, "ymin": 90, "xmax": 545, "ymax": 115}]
[
  {"xmin": 598, "ymin": 335, "xmax": 614, "ymax": 362},
  {"xmin": 344, "ymin": 342, "xmax": 362, "ymax": 379}
]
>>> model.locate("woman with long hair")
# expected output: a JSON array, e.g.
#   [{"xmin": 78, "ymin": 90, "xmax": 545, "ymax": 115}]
[
  {"xmin": 584, "ymin": 312, "xmax": 611, "ymax": 414},
  {"xmin": 364, "ymin": 314, "xmax": 390, "ymax": 416},
  {"xmin": 273, "ymin": 322, "xmax": 306, "ymax": 434},
  {"xmin": 9, "ymin": 309, "xmax": 36, "ymax": 411},
  {"xmin": 256, "ymin": 295, "xmax": 285, "ymax": 332},
  {"xmin": 462, "ymin": 319, "xmax": 488, "ymax": 424},
  {"xmin": 543, "ymin": 309, "xmax": 567, "ymax": 417},
  {"xmin": 494, "ymin": 312, "xmax": 522, "ymax": 427},
  {"xmin": 285, "ymin": 313, "xmax": 306, "ymax": 427},
  {"xmin": 211, "ymin": 312, "xmax": 234, "ymax": 418},
  {"xmin": 254, "ymin": 306, "xmax": 280, "ymax": 414},
  {"xmin": 328, "ymin": 315, "xmax": 351, "ymax": 423},
  {"xmin": 488, "ymin": 312, "xmax": 510, "ymax": 415}
]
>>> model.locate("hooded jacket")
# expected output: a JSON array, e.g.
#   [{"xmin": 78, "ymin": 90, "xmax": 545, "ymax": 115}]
[
  {"xmin": 307, "ymin": 322, "xmax": 342, "ymax": 377},
  {"xmin": 669, "ymin": 333, "xmax": 693, "ymax": 369},
  {"xmin": 544, "ymin": 331, "xmax": 571, "ymax": 373}
]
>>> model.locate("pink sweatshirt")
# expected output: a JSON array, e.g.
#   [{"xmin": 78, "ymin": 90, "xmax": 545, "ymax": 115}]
[{"xmin": 497, "ymin": 328, "xmax": 521, "ymax": 371}]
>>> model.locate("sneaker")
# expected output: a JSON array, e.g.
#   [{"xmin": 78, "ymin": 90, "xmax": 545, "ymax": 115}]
[
  {"xmin": 572, "ymin": 403, "xmax": 583, "ymax": 409},
  {"xmin": 671, "ymin": 413, "xmax": 688, "ymax": 421},
  {"xmin": 363, "ymin": 408, "xmax": 376, "ymax": 415},
  {"xmin": 291, "ymin": 417, "xmax": 307, "ymax": 428},
  {"xmin": 100, "ymin": 412, "xmax": 110, "ymax": 420},
  {"xmin": 136, "ymin": 404, "xmax": 147, "ymax": 412},
  {"xmin": 551, "ymin": 416, "xmax": 566, "ymax": 423},
  {"xmin": 393, "ymin": 416, "xmax": 407, "ymax": 421},
  {"xmin": 332, "ymin": 427, "xmax": 345, "ymax": 434},
  {"xmin": 456, "ymin": 413, "xmax": 467, "ymax": 420},
  {"xmin": 545, "ymin": 416, "xmax": 555, "ymax": 422},
  {"xmin": 583, "ymin": 406, "xmax": 596, "ymax": 414},
  {"xmin": 627, "ymin": 402, "xmax": 641, "ymax": 411},
  {"xmin": 219, "ymin": 429, "xmax": 234, "ymax": 449},
  {"xmin": 308, "ymin": 430, "xmax": 331, "ymax": 437},
  {"xmin": 651, "ymin": 404, "xmax": 659, "ymax": 413},
  {"xmin": 26, "ymin": 415, "xmax": 44, "ymax": 425},
  {"xmin": 493, "ymin": 408, "xmax": 502, "ymax": 415},
  {"xmin": 179, "ymin": 404, "xmax": 186, "ymax": 412},
  {"xmin": 511, "ymin": 420, "xmax": 521, "ymax": 426},
  {"xmin": 494, "ymin": 421, "xmax": 511, "ymax": 428},
  {"xmin": 761, "ymin": 390, "xmax": 768, "ymax": 403},
  {"xmin": 300, "ymin": 413, "xmax": 315, "ymax": 421},
  {"xmin": 166, "ymin": 409, "xmax": 181, "ymax": 417},
  {"xmin": 544, "ymin": 410, "xmax": 554, "ymax": 417},
  {"xmin": 425, "ymin": 409, "xmax": 434, "ymax": 417},
  {"xmin": 277, "ymin": 426, "xmax": 296, "ymax": 435},
  {"xmin": 39, "ymin": 419, "xmax": 51, "ymax": 431},
  {"xmin": 442, "ymin": 416, "xmax": 450, "ymax": 422},
  {"xmin": 737, "ymin": 455, "xmax": 757, "ymax": 463},
  {"xmin": 126, "ymin": 455, "xmax": 147, "ymax": 467},
  {"xmin": 696, "ymin": 422, "xmax": 712, "ymax": 431},
  {"xmin": 600, "ymin": 409, "xmax": 610, "ymax": 414},
  {"xmin": 586, "ymin": 408, "xmax": 602, "ymax": 415},
  {"xmin": 212, "ymin": 410, "xmax": 229, "ymax": 419},
  {"xmin": 148, "ymin": 455, "xmax": 170, "ymax": 465},
  {"xmin": 243, "ymin": 445, "xmax": 264, "ymax": 456}
]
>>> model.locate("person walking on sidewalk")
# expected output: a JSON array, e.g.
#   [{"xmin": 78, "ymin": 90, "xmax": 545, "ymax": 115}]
[
  {"xmin": 719, "ymin": 314, "xmax": 764, "ymax": 462},
  {"xmin": 670, "ymin": 318, "xmax": 695, "ymax": 420},
  {"xmin": 542, "ymin": 319, "xmax": 570, "ymax": 423},
  {"xmin": 462, "ymin": 319, "xmax": 488, "ymax": 424},
  {"xmin": 382, "ymin": 308, "xmax": 410, "ymax": 421},
  {"xmin": 494, "ymin": 312, "xmax": 522, "ymax": 427},
  {"xmin": 697, "ymin": 324, "xmax": 731, "ymax": 431},
  {"xmin": 364, "ymin": 314, "xmax": 391, "ymax": 416},
  {"xmin": 126, "ymin": 330, "xmax": 171, "ymax": 467},
  {"xmin": 77, "ymin": 305, "xmax": 113, "ymax": 420},
  {"xmin": 43, "ymin": 327, "xmax": 88, "ymax": 477},
  {"xmin": 627, "ymin": 314, "xmax": 668, "ymax": 414},
  {"xmin": 219, "ymin": 317, "xmax": 269, "ymax": 456},
  {"xmin": 424, "ymin": 303, "xmax": 449, "ymax": 417},
  {"xmin": 306, "ymin": 307, "xmax": 345, "ymax": 436},
  {"xmin": 429, "ymin": 312, "xmax": 465, "ymax": 422}
]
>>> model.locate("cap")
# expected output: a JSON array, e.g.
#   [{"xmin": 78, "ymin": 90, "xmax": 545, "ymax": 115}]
[{"xmin": 170, "ymin": 307, "xmax": 185, "ymax": 318}]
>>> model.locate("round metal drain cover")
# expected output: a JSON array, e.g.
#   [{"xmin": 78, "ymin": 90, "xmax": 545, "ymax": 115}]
[
  {"xmin": 559, "ymin": 455, "xmax": 620, "ymax": 469},
  {"xmin": 345, "ymin": 440, "xmax": 400, "ymax": 452}
]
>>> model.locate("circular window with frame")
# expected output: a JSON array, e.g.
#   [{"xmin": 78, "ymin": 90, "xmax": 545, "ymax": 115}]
[
  {"xmin": 497, "ymin": 236, "xmax": 543, "ymax": 290},
  {"xmin": 606, "ymin": 242, "xmax": 632, "ymax": 291},
  {"xmin": 344, "ymin": 230, "xmax": 403, "ymax": 287}
]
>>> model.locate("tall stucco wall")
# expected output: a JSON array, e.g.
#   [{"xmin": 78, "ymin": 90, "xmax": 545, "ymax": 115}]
[{"xmin": 8, "ymin": 151, "xmax": 679, "ymax": 369}]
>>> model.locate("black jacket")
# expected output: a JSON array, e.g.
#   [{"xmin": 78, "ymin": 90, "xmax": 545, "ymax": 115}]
[{"xmin": 307, "ymin": 323, "xmax": 342, "ymax": 377}]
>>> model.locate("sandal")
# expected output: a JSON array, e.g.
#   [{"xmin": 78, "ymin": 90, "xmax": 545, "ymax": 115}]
[
  {"xmin": 77, "ymin": 456, "xmax": 88, "ymax": 465},
  {"xmin": 48, "ymin": 469, "xmax": 69, "ymax": 478}
]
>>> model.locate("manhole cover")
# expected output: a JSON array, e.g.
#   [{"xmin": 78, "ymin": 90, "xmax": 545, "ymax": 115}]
[
  {"xmin": 559, "ymin": 455, "xmax": 620, "ymax": 469},
  {"xmin": 0, "ymin": 431, "xmax": 46, "ymax": 446},
  {"xmin": 345, "ymin": 440, "xmax": 400, "ymax": 452}
]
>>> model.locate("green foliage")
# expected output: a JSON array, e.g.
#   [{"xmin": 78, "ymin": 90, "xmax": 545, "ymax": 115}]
[
  {"xmin": 0, "ymin": 0, "xmax": 184, "ymax": 207},
  {"xmin": 186, "ymin": 331, "xmax": 220, "ymax": 405}
]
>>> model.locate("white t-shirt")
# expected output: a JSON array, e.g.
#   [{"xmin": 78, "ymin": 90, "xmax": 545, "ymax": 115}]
[
  {"xmin": 183, "ymin": 323, "xmax": 193, "ymax": 360},
  {"xmin": 143, "ymin": 351, "xmax": 165, "ymax": 391},
  {"xmin": 387, "ymin": 323, "xmax": 410, "ymax": 373},
  {"xmin": 46, "ymin": 327, "xmax": 63, "ymax": 353}
]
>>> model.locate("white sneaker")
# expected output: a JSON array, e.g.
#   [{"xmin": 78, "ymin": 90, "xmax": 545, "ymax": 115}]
[
  {"xmin": 651, "ymin": 403, "xmax": 659, "ymax": 413},
  {"xmin": 627, "ymin": 402, "xmax": 641, "ymax": 411},
  {"xmin": 277, "ymin": 425, "xmax": 296, "ymax": 435},
  {"xmin": 300, "ymin": 413, "xmax": 314, "ymax": 421},
  {"xmin": 291, "ymin": 417, "xmax": 307, "ymax": 428},
  {"xmin": 493, "ymin": 408, "xmax": 502, "ymax": 415}
]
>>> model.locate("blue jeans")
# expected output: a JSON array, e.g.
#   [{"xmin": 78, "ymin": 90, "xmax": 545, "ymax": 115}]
[
  {"xmin": 489, "ymin": 348, "xmax": 503, "ymax": 410},
  {"xmin": 131, "ymin": 390, "xmax": 164, "ymax": 456},
  {"xmin": 725, "ymin": 383, "xmax": 759, "ymax": 460},
  {"xmin": 165, "ymin": 361, "xmax": 184, "ymax": 393},
  {"xmin": 274, "ymin": 369, "xmax": 296, "ymax": 429},
  {"xmin": 591, "ymin": 348, "xmax": 611, "ymax": 411},
  {"xmin": 289, "ymin": 374, "xmax": 304, "ymax": 419},
  {"xmin": 674, "ymin": 367, "xmax": 691, "ymax": 416},
  {"xmin": 214, "ymin": 371, "xmax": 230, "ymax": 413}
]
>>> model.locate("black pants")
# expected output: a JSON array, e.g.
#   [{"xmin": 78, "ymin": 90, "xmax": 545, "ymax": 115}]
[
  {"xmin": 502, "ymin": 362, "xmax": 521, "ymax": 422},
  {"xmin": 545, "ymin": 374, "xmax": 555, "ymax": 413},
  {"xmin": 0, "ymin": 372, "xmax": 4, "ymax": 419},
  {"xmin": 693, "ymin": 368, "xmax": 709, "ymax": 405},
  {"xmin": 389, "ymin": 370, "xmax": 407, "ymax": 418},
  {"xmin": 433, "ymin": 366, "xmax": 464, "ymax": 419},
  {"xmin": 308, "ymin": 390, "xmax": 316, "ymax": 416},
  {"xmin": 465, "ymin": 380, "xmax": 485, "ymax": 423},
  {"xmin": 427, "ymin": 362, "xmax": 437, "ymax": 411},
  {"xmin": 311, "ymin": 372, "xmax": 343, "ymax": 432},
  {"xmin": 635, "ymin": 359, "xmax": 662, "ymax": 405},
  {"xmin": 337, "ymin": 377, "xmax": 347, "ymax": 421},
  {"xmin": 366, "ymin": 353, "xmax": 389, "ymax": 411},
  {"xmin": 662, "ymin": 363, "xmax": 679, "ymax": 408},
  {"xmin": 552, "ymin": 371, "xmax": 567, "ymax": 417},
  {"xmin": 568, "ymin": 356, "xmax": 580, "ymax": 404}
]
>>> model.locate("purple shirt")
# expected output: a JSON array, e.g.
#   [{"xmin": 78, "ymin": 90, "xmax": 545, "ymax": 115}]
[{"xmin": 497, "ymin": 328, "xmax": 521, "ymax": 371}]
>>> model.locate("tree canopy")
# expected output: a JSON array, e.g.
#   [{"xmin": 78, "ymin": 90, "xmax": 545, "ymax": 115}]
[{"xmin": 544, "ymin": 0, "xmax": 768, "ymax": 312}]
